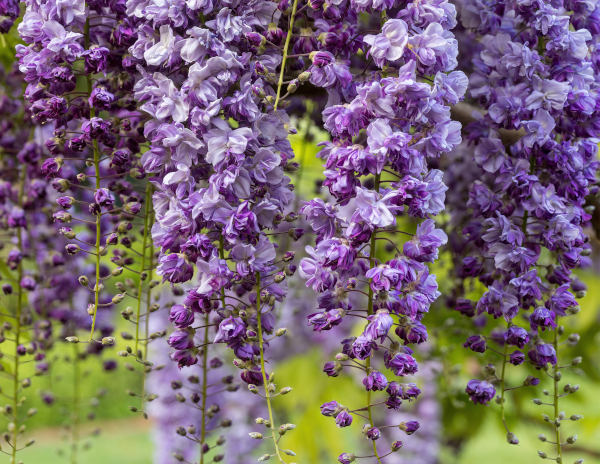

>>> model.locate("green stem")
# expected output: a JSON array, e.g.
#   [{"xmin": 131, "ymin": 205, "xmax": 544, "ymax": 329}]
[
  {"xmin": 499, "ymin": 325, "xmax": 509, "ymax": 433},
  {"xmin": 553, "ymin": 325, "xmax": 562, "ymax": 461},
  {"xmin": 143, "ymin": 240, "xmax": 153, "ymax": 365},
  {"xmin": 256, "ymin": 272, "xmax": 286, "ymax": 463},
  {"xmin": 135, "ymin": 184, "xmax": 153, "ymax": 355},
  {"xmin": 273, "ymin": 0, "xmax": 299, "ymax": 111},
  {"xmin": 137, "ymin": 184, "xmax": 154, "ymax": 413},
  {"xmin": 199, "ymin": 309, "xmax": 210, "ymax": 464},
  {"xmin": 366, "ymin": 174, "xmax": 382, "ymax": 464},
  {"xmin": 84, "ymin": 16, "xmax": 102, "ymax": 342},
  {"xmin": 199, "ymin": 237, "xmax": 227, "ymax": 463},
  {"xmin": 10, "ymin": 166, "xmax": 26, "ymax": 464}
]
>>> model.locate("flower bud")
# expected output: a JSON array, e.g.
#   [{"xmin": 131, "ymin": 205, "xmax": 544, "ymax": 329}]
[
  {"xmin": 112, "ymin": 293, "xmax": 126, "ymax": 304},
  {"xmin": 298, "ymin": 71, "xmax": 311, "ymax": 82}
]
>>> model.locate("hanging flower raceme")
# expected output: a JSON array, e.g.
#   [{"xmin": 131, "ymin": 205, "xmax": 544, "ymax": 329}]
[
  {"xmin": 294, "ymin": 2, "xmax": 465, "ymax": 462},
  {"xmin": 0, "ymin": 64, "xmax": 99, "ymax": 463},
  {"xmin": 444, "ymin": 0, "xmax": 600, "ymax": 459},
  {"xmin": 127, "ymin": 0, "xmax": 299, "ymax": 460},
  {"xmin": 148, "ymin": 292, "xmax": 247, "ymax": 464},
  {"xmin": 17, "ymin": 0, "xmax": 147, "ymax": 345}
]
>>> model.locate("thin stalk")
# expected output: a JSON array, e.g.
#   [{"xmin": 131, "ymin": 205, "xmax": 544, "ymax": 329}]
[
  {"xmin": 552, "ymin": 325, "xmax": 562, "ymax": 460},
  {"xmin": 135, "ymin": 184, "xmax": 153, "ymax": 355},
  {"xmin": 499, "ymin": 324, "xmax": 509, "ymax": 433},
  {"xmin": 256, "ymin": 272, "xmax": 286, "ymax": 463},
  {"xmin": 273, "ymin": 0, "xmax": 299, "ymax": 111},
  {"xmin": 140, "ymin": 239, "xmax": 154, "ymax": 412},
  {"xmin": 137, "ymin": 184, "xmax": 154, "ymax": 413},
  {"xmin": 198, "ymin": 310, "xmax": 210, "ymax": 464},
  {"xmin": 84, "ymin": 16, "xmax": 102, "ymax": 342},
  {"xmin": 198, "ymin": 237, "xmax": 227, "ymax": 463},
  {"xmin": 10, "ymin": 166, "xmax": 26, "ymax": 464},
  {"xmin": 365, "ymin": 173, "xmax": 382, "ymax": 464}
]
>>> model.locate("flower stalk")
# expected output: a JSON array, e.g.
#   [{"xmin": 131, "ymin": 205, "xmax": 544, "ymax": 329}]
[
  {"xmin": 256, "ymin": 272, "xmax": 287, "ymax": 464},
  {"xmin": 9, "ymin": 165, "xmax": 26, "ymax": 464}
]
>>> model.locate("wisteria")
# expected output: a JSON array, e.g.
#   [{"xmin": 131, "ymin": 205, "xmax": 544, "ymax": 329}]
[
  {"xmin": 297, "ymin": 2, "xmax": 464, "ymax": 461},
  {"xmin": 445, "ymin": 0, "xmax": 600, "ymax": 461},
  {"xmin": 0, "ymin": 1, "xmax": 599, "ymax": 463}
]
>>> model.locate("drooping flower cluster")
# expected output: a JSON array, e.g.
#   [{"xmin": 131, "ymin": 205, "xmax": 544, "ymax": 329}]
[
  {"xmin": 445, "ymin": 0, "xmax": 600, "ymax": 458},
  {"xmin": 17, "ymin": 0, "xmax": 147, "ymax": 343},
  {"xmin": 295, "ymin": 2, "xmax": 466, "ymax": 461},
  {"xmin": 0, "ymin": 0, "xmax": 598, "ymax": 462},
  {"xmin": 126, "ymin": 0, "xmax": 299, "ymax": 460},
  {"xmin": 0, "ymin": 63, "xmax": 105, "ymax": 463},
  {"xmin": 147, "ymin": 294, "xmax": 248, "ymax": 463}
]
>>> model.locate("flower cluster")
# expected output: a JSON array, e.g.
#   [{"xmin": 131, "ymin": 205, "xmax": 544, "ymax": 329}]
[
  {"xmin": 1, "ymin": 0, "xmax": 597, "ymax": 462},
  {"xmin": 0, "ymin": 63, "xmax": 105, "ymax": 463},
  {"xmin": 18, "ymin": 0, "xmax": 147, "ymax": 343},
  {"xmin": 127, "ymin": 0, "xmax": 299, "ymax": 460},
  {"xmin": 295, "ymin": 1, "xmax": 465, "ymax": 461},
  {"xmin": 445, "ymin": 0, "xmax": 600, "ymax": 458}
]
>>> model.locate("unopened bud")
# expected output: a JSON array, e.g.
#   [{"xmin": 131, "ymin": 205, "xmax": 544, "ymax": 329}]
[
  {"xmin": 112, "ymin": 293, "xmax": 125, "ymax": 304},
  {"xmin": 298, "ymin": 71, "xmax": 311, "ymax": 82},
  {"xmin": 276, "ymin": 328, "xmax": 287, "ymax": 337}
]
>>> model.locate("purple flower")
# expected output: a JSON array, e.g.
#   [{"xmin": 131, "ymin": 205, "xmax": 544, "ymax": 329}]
[
  {"xmin": 83, "ymin": 46, "xmax": 110, "ymax": 73},
  {"xmin": 466, "ymin": 380, "xmax": 496, "ymax": 405},
  {"xmin": 403, "ymin": 219, "xmax": 448, "ymax": 262},
  {"xmin": 320, "ymin": 401, "xmax": 340, "ymax": 417},
  {"xmin": 89, "ymin": 86, "xmax": 115, "ymax": 109},
  {"xmin": 363, "ymin": 19, "xmax": 409, "ymax": 66},
  {"xmin": 168, "ymin": 330, "xmax": 194, "ymax": 351},
  {"xmin": 157, "ymin": 254, "xmax": 194, "ymax": 283},
  {"xmin": 335, "ymin": 410, "xmax": 353, "ymax": 428},
  {"xmin": 308, "ymin": 309, "xmax": 344, "ymax": 332},
  {"xmin": 395, "ymin": 322, "xmax": 428, "ymax": 345},
  {"xmin": 169, "ymin": 305, "xmax": 195, "ymax": 329},
  {"xmin": 362, "ymin": 371, "xmax": 388, "ymax": 391},
  {"xmin": 463, "ymin": 335, "xmax": 487, "ymax": 353},
  {"xmin": 323, "ymin": 361, "xmax": 340, "ymax": 377},
  {"xmin": 366, "ymin": 427, "xmax": 381, "ymax": 440},
  {"xmin": 385, "ymin": 352, "xmax": 418, "ymax": 376},
  {"xmin": 20, "ymin": 276, "xmax": 36, "ymax": 291},
  {"xmin": 399, "ymin": 420, "xmax": 420, "ymax": 435},
  {"xmin": 351, "ymin": 335, "xmax": 376, "ymax": 360},
  {"xmin": 171, "ymin": 349, "xmax": 198, "ymax": 368},
  {"xmin": 530, "ymin": 307, "xmax": 557, "ymax": 331},
  {"xmin": 93, "ymin": 188, "xmax": 114, "ymax": 208},
  {"xmin": 214, "ymin": 317, "xmax": 246, "ymax": 344},
  {"xmin": 509, "ymin": 351, "xmax": 525, "ymax": 366},
  {"xmin": 505, "ymin": 326, "xmax": 530, "ymax": 348},
  {"xmin": 338, "ymin": 453, "xmax": 355, "ymax": 464},
  {"xmin": 363, "ymin": 310, "xmax": 393, "ymax": 341},
  {"xmin": 301, "ymin": 199, "xmax": 337, "ymax": 240},
  {"xmin": 528, "ymin": 344, "xmax": 557, "ymax": 367}
]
